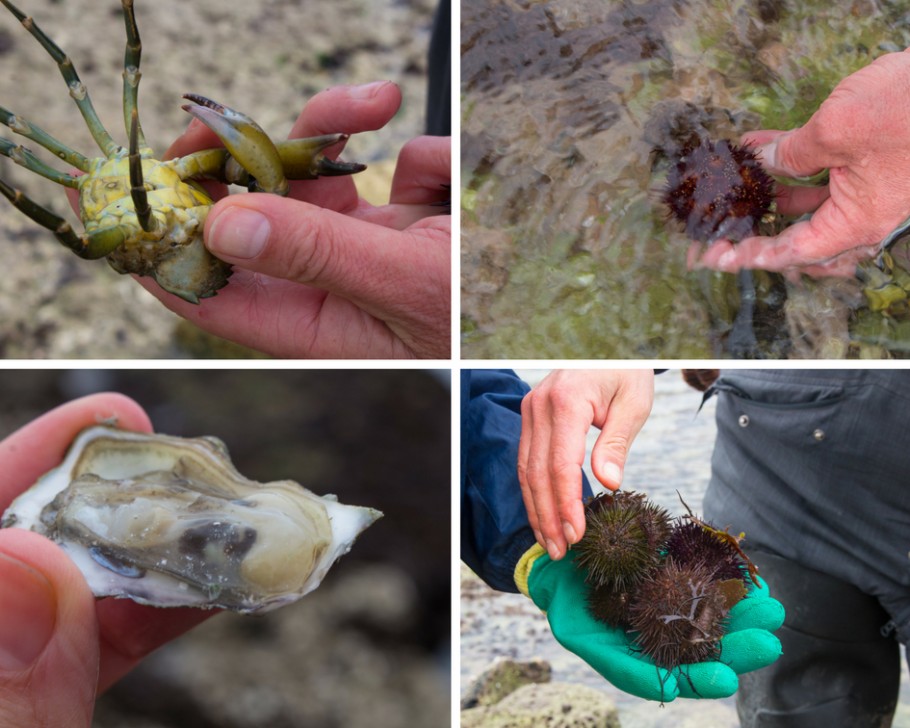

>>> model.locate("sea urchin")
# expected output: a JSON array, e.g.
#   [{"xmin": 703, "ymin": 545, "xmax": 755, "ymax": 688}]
[
  {"xmin": 628, "ymin": 558, "xmax": 730, "ymax": 668},
  {"xmin": 574, "ymin": 491, "xmax": 671, "ymax": 593},
  {"xmin": 663, "ymin": 137, "xmax": 775, "ymax": 244}
]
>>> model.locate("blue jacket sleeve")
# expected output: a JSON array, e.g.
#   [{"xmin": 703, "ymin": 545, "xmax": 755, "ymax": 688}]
[{"xmin": 461, "ymin": 369, "xmax": 591, "ymax": 592}]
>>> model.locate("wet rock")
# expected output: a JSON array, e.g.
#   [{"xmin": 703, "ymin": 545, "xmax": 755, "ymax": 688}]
[
  {"xmin": 461, "ymin": 657, "xmax": 553, "ymax": 709},
  {"xmin": 461, "ymin": 682, "xmax": 621, "ymax": 728}
]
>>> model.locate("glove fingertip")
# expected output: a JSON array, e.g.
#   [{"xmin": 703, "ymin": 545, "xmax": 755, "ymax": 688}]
[
  {"xmin": 727, "ymin": 595, "xmax": 785, "ymax": 632},
  {"xmin": 719, "ymin": 629, "xmax": 783, "ymax": 674},
  {"xmin": 674, "ymin": 661, "xmax": 738, "ymax": 699}
]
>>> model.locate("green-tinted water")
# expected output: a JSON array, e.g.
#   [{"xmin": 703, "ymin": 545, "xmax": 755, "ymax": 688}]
[{"xmin": 462, "ymin": 0, "xmax": 910, "ymax": 358}]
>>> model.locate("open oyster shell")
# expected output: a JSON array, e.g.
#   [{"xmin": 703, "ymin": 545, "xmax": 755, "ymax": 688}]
[{"xmin": 0, "ymin": 426, "xmax": 382, "ymax": 613}]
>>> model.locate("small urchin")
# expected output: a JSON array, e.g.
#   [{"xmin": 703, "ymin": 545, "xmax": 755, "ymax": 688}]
[
  {"xmin": 665, "ymin": 519, "xmax": 749, "ymax": 585},
  {"xmin": 663, "ymin": 137, "xmax": 776, "ymax": 244},
  {"xmin": 573, "ymin": 491, "xmax": 671, "ymax": 592},
  {"xmin": 627, "ymin": 558, "xmax": 731, "ymax": 669}
]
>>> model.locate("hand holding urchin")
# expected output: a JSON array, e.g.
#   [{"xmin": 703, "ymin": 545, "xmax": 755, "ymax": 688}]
[{"xmin": 575, "ymin": 490, "xmax": 757, "ymax": 671}]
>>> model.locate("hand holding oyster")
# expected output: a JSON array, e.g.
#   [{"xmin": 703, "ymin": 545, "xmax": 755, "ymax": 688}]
[{"xmin": 1, "ymin": 426, "xmax": 382, "ymax": 613}]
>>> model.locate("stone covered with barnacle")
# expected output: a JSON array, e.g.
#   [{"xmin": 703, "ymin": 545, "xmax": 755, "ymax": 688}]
[{"xmin": 0, "ymin": 426, "xmax": 382, "ymax": 613}]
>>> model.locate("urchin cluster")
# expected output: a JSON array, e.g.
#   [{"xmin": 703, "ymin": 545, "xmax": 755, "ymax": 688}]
[
  {"xmin": 575, "ymin": 490, "xmax": 753, "ymax": 669},
  {"xmin": 663, "ymin": 137, "xmax": 775, "ymax": 244},
  {"xmin": 574, "ymin": 492, "xmax": 671, "ymax": 628}
]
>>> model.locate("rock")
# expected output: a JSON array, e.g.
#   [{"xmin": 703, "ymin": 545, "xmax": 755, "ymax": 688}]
[
  {"xmin": 461, "ymin": 657, "xmax": 553, "ymax": 709},
  {"xmin": 461, "ymin": 682, "xmax": 621, "ymax": 728}
]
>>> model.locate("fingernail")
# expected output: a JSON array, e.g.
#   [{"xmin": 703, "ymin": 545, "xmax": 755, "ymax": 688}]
[
  {"xmin": 756, "ymin": 140, "xmax": 777, "ymax": 168},
  {"xmin": 349, "ymin": 81, "xmax": 391, "ymax": 100},
  {"xmin": 0, "ymin": 553, "xmax": 56, "ymax": 670},
  {"xmin": 603, "ymin": 462, "xmax": 623, "ymax": 487},
  {"xmin": 533, "ymin": 529, "xmax": 544, "ymax": 547},
  {"xmin": 562, "ymin": 521, "xmax": 578, "ymax": 545},
  {"xmin": 545, "ymin": 538, "xmax": 562, "ymax": 561},
  {"xmin": 207, "ymin": 207, "xmax": 270, "ymax": 259}
]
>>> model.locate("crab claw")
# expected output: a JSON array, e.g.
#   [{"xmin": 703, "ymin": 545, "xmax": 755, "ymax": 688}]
[
  {"xmin": 276, "ymin": 134, "xmax": 367, "ymax": 178},
  {"xmin": 182, "ymin": 93, "xmax": 289, "ymax": 196}
]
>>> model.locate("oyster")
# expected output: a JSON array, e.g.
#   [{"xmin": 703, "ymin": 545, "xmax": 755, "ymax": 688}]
[{"xmin": 0, "ymin": 426, "xmax": 382, "ymax": 613}]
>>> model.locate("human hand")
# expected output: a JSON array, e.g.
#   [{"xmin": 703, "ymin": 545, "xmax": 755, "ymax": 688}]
[
  {"xmin": 517, "ymin": 545, "xmax": 785, "ymax": 701},
  {"xmin": 690, "ymin": 50, "xmax": 910, "ymax": 277},
  {"xmin": 517, "ymin": 370, "xmax": 654, "ymax": 560},
  {"xmin": 157, "ymin": 81, "xmax": 451, "ymax": 359},
  {"xmin": 0, "ymin": 394, "xmax": 214, "ymax": 728}
]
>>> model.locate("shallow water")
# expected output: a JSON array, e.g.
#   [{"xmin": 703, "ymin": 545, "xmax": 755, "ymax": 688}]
[
  {"xmin": 461, "ymin": 370, "xmax": 910, "ymax": 725},
  {"xmin": 461, "ymin": 0, "xmax": 910, "ymax": 359}
]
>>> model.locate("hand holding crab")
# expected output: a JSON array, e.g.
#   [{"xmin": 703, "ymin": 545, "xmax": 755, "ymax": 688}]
[
  {"xmin": 0, "ymin": 0, "xmax": 451, "ymax": 359},
  {"xmin": 689, "ymin": 49, "xmax": 910, "ymax": 278},
  {"xmin": 153, "ymin": 83, "xmax": 452, "ymax": 360},
  {"xmin": 0, "ymin": 394, "xmax": 215, "ymax": 728}
]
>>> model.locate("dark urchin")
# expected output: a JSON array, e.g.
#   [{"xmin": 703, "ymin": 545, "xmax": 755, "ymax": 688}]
[
  {"xmin": 663, "ymin": 137, "xmax": 776, "ymax": 244},
  {"xmin": 574, "ymin": 491, "xmax": 671, "ymax": 592},
  {"xmin": 588, "ymin": 584, "xmax": 634, "ymax": 628},
  {"xmin": 628, "ymin": 558, "xmax": 731, "ymax": 669},
  {"xmin": 665, "ymin": 519, "xmax": 749, "ymax": 584}
]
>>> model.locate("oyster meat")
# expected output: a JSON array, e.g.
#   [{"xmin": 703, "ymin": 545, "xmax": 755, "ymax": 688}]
[{"xmin": 0, "ymin": 426, "xmax": 382, "ymax": 613}]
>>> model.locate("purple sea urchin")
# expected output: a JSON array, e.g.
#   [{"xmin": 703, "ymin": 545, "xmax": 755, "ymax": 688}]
[
  {"xmin": 663, "ymin": 138, "xmax": 775, "ymax": 243},
  {"xmin": 628, "ymin": 559, "xmax": 730, "ymax": 668},
  {"xmin": 588, "ymin": 584, "xmax": 633, "ymax": 627},
  {"xmin": 665, "ymin": 520, "xmax": 749, "ymax": 584},
  {"xmin": 574, "ymin": 492, "xmax": 671, "ymax": 592}
]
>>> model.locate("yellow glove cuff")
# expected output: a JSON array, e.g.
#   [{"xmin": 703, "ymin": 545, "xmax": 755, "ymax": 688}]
[{"xmin": 514, "ymin": 542, "xmax": 547, "ymax": 597}]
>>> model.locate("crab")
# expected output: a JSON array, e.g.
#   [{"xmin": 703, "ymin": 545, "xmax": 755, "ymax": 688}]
[{"xmin": 0, "ymin": 0, "xmax": 366, "ymax": 303}]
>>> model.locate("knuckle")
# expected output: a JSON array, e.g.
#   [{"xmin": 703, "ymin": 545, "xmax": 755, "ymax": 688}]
[{"xmin": 284, "ymin": 223, "xmax": 335, "ymax": 283}]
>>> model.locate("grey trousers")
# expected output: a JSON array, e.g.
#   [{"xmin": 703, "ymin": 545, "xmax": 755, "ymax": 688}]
[{"xmin": 703, "ymin": 370, "xmax": 910, "ymax": 727}]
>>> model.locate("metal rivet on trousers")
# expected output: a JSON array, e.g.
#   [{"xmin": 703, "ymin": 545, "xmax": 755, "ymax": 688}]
[
  {"xmin": 813, "ymin": 428, "xmax": 825, "ymax": 442},
  {"xmin": 738, "ymin": 414, "xmax": 749, "ymax": 427}
]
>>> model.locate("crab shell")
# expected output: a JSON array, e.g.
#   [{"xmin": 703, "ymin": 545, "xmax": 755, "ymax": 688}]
[{"xmin": 0, "ymin": 426, "xmax": 382, "ymax": 613}]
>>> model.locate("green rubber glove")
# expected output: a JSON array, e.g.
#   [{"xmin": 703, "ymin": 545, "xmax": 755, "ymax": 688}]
[{"xmin": 515, "ymin": 544, "xmax": 785, "ymax": 702}]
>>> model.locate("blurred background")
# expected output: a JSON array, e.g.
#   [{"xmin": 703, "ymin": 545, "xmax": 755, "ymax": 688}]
[
  {"xmin": 0, "ymin": 0, "xmax": 438, "ymax": 357},
  {"xmin": 0, "ymin": 368, "xmax": 451, "ymax": 727}
]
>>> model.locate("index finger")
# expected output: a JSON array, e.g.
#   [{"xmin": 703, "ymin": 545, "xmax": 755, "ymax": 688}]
[{"xmin": 700, "ymin": 198, "xmax": 876, "ymax": 272}]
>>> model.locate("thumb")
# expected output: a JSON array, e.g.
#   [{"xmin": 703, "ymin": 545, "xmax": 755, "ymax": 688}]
[
  {"xmin": 590, "ymin": 421, "xmax": 637, "ymax": 491},
  {"xmin": 0, "ymin": 530, "xmax": 98, "ymax": 728},
  {"xmin": 754, "ymin": 119, "xmax": 846, "ymax": 180},
  {"xmin": 203, "ymin": 195, "xmax": 440, "ymax": 318}
]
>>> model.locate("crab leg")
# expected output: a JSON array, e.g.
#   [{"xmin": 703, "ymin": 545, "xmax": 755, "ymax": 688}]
[
  {"xmin": 0, "ymin": 107, "xmax": 90, "ymax": 172},
  {"xmin": 181, "ymin": 94, "xmax": 290, "ymax": 196},
  {"xmin": 0, "ymin": 178, "xmax": 131, "ymax": 259},
  {"xmin": 128, "ymin": 109, "xmax": 157, "ymax": 233},
  {"xmin": 121, "ymin": 0, "xmax": 148, "ymax": 152},
  {"xmin": 0, "ymin": 137, "xmax": 79, "ymax": 187},
  {"xmin": 0, "ymin": 0, "xmax": 120, "ymax": 158}
]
